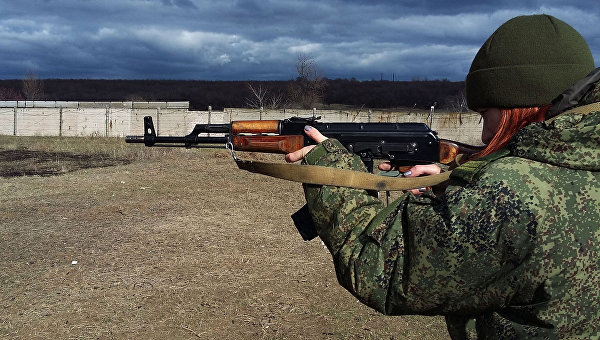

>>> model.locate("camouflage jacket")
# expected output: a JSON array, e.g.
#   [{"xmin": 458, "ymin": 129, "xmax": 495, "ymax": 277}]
[{"xmin": 302, "ymin": 69, "xmax": 600, "ymax": 339}]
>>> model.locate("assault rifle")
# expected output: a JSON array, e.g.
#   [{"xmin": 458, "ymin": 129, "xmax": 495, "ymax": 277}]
[
  {"xmin": 125, "ymin": 116, "xmax": 482, "ymax": 172},
  {"xmin": 126, "ymin": 115, "xmax": 483, "ymax": 240}
]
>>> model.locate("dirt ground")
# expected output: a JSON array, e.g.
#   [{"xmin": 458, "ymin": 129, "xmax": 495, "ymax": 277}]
[{"xmin": 0, "ymin": 136, "xmax": 450, "ymax": 339}]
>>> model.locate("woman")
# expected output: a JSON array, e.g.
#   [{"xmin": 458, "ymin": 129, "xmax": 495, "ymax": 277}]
[{"xmin": 286, "ymin": 15, "xmax": 600, "ymax": 339}]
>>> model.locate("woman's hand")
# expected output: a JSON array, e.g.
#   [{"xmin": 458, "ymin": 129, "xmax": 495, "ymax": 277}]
[
  {"xmin": 379, "ymin": 163, "xmax": 442, "ymax": 176},
  {"xmin": 285, "ymin": 126, "xmax": 328, "ymax": 163},
  {"xmin": 378, "ymin": 163, "xmax": 443, "ymax": 195}
]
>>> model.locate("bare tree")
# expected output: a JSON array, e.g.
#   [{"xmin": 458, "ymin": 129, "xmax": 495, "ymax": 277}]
[
  {"xmin": 296, "ymin": 54, "xmax": 319, "ymax": 81},
  {"xmin": 288, "ymin": 54, "xmax": 327, "ymax": 109},
  {"xmin": 245, "ymin": 82, "xmax": 269, "ymax": 109},
  {"xmin": 22, "ymin": 71, "xmax": 45, "ymax": 100},
  {"xmin": 245, "ymin": 82, "xmax": 290, "ymax": 109},
  {"xmin": 267, "ymin": 89, "xmax": 287, "ymax": 109},
  {"xmin": 445, "ymin": 91, "xmax": 468, "ymax": 113}
]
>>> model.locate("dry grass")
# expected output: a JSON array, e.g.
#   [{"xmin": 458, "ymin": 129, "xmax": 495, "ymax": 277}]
[{"xmin": 0, "ymin": 136, "xmax": 449, "ymax": 339}]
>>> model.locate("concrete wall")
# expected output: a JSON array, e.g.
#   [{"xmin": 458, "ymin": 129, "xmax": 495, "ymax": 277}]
[
  {"xmin": 0, "ymin": 101, "xmax": 483, "ymax": 145},
  {"xmin": 0, "ymin": 101, "xmax": 205, "ymax": 138}
]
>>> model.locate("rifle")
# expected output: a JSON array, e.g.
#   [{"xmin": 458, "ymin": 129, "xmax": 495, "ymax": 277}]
[
  {"xmin": 126, "ymin": 115, "xmax": 483, "ymax": 240},
  {"xmin": 125, "ymin": 115, "xmax": 482, "ymax": 172}
]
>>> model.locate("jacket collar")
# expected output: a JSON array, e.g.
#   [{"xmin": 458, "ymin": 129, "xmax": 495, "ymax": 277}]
[{"xmin": 546, "ymin": 67, "xmax": 600, "ymax": 119}]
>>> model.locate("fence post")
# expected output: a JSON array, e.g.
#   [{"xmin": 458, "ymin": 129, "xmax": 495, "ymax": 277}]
[
  {"xmin": 13, "ymin": 105, "xmax": 17, "ymax": 136},
  {"xmin": 59, "ymin": 107, "xmax": 63, "ymax": 136},
  {"xmin": 105, "ymin": 104, "xmax": 110, "ymax": 137},
  {"xmin": 208, "ymin": 106, "xmax": 212, "ymax": 137},
  {"xmin": 428, "ymin": 102, "xmax": 436, "ymax": 128},
  {"xmin": 156, "ymin": 107, "xmax": 161, "ymax": 135}
]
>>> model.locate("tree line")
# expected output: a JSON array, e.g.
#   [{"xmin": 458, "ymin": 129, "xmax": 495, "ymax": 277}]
[
  {"xmin": 0, "ymin": 78, "xmax": 467, "ymax": 111},
  {"xmin": 0, "ymin": 56, "xmax": 470, "ymax": 111}
]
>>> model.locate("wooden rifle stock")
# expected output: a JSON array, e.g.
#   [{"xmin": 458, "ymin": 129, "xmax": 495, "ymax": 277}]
[{"xmin": 439, "ymin": 139, "xmax": 484, "ymax": 165}]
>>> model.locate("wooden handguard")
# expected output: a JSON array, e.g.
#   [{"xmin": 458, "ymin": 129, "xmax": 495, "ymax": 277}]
[
  {"xmin": 232, "ymin": 135, "xmax": 305, "ymax": 154},
  {"xmin": 231, "ymin": 120, "xmax": 280, "ymax": 134}
]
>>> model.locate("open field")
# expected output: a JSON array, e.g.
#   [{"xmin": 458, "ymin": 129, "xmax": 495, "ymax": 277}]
[{"xmin": 0, "ymin": 136, "xmax": 449, "ymax": 339}]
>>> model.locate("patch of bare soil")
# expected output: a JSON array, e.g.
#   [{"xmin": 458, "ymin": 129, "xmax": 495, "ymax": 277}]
[
  {"xmin": 0, "ymin": 140, "xmax": 449, "ymax": 339},
  {"xmin": 0, "ymin": 149, "xmax": 131, "ymax": 178}
]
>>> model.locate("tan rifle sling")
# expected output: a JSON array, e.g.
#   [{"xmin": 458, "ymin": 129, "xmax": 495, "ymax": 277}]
[{"xmin": 235, "ymin": 159, "xmax": 453, "ymax": 191}]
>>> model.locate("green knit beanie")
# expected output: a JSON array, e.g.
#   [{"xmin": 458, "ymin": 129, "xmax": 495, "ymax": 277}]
[{"xmin": 466, "ymin": 14, "xmax": 595, "ymax": 111}]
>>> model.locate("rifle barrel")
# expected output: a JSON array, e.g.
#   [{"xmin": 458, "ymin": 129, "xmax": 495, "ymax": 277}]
[
  {"xmin": 125, "ymin": 136, "xmax": 145, "ymax": 143},
  {"xmin": 125, "ymin": 135, "xmax": 228, "ymax": 147}
]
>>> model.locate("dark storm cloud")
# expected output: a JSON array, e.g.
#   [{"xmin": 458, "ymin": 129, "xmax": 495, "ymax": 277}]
[
  {"xmin": 0, "ymin": 0, "xmax": 597, "ymax": 80},
  {"xmin": 161, "ymin": 0, "xmax": 197, "ymax": 8}
]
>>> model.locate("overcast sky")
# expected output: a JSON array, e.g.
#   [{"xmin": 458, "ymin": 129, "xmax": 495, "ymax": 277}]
[{"xmin": 1, "ymin": 0, "xmax": 598, "ymax": 81}]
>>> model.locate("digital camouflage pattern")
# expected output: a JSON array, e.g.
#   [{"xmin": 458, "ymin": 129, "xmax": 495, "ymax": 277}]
[{"xmin": 302, "ymin": 71, "xmax": 600, "ymax": 339}]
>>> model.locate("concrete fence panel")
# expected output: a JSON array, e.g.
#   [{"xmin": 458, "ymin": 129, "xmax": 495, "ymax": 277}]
[
  {"xmin": 17, "ymin": 108, "xmax": 61, "ymax": 136},
  {"xmin": 0, "ymin": 107, "xmax": 16, "ymax": 135}
]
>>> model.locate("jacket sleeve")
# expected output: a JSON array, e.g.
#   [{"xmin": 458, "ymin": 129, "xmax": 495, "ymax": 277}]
[{"xmin": 302, "ymin": 139, "xmax": 536, "ymax": 315}]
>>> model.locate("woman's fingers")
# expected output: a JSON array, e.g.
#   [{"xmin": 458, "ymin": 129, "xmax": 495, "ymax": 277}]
[
  {"xmin": 285, "ymin": 145, "xmax": 316, "ymax": 163},
  {"xmin": 285, "ymin": 126, "xmax": 328, "ymax": 163},
  {"xmin": 378, "ymin": 163, "xmax": 442, "ymax": 175},
  {"xmin": 378, "ymin": 162, "xmax": 393, "ymax": 171},
  {"xmin": 402, "ymin": 164, "xmax": 442, "ymax": 177},
  {"xmin": 303, "ymin": 125, "xmax": 328, "ymax": 143}
]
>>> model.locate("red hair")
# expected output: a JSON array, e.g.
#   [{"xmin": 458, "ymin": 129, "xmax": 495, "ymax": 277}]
[{"xmin": 476, "ymin": 105, "xmax": 551, "ymax": 158}]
